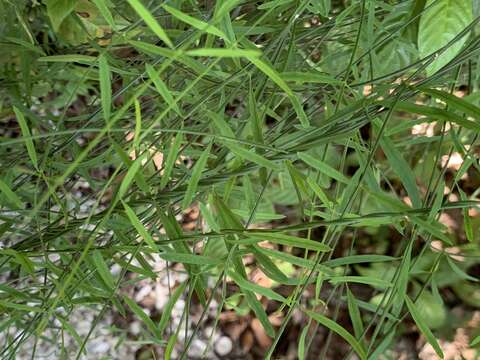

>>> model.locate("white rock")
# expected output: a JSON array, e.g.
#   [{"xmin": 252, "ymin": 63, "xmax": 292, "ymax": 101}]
[
  {"xmin": 135, "ymin": 284, "xmax": 152, "ymax": 302},
  {"xmin": 129, "ymin": 321, "xmax": 141, "ymax": 335},
  {"xmin": 188, "ymin": 339, "xmax": 207, "ymax": 357},
  {"xmin": 215, "ymin": 336, "xmax": 232, "ymax": 356},
  {"xmin": 155, "ymin": 285, "xmax": 170, "ymax": 310}
]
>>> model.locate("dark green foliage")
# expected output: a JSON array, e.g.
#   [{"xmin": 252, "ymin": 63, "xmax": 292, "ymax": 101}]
[{"xmin": 0, "ymin": 0, "xmax": 479, "ymax": 358}]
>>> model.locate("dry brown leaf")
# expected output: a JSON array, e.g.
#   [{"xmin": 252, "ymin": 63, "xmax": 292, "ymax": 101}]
[{"xmin": 250, "ymin": 318, "xmax": 272, "ymax": 349}]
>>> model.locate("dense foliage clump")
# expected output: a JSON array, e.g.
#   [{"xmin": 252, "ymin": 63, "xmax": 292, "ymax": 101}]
[{"xmin": 0, "ymin": 0, "xmax": 479, "ymax": 358}]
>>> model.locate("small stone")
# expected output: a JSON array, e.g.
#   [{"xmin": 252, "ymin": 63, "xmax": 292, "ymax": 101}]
[
  {"xmin": 188, "ymin": 339, "xmax": 207, "ymax": 357},
  {"xmin": 215, "ymin": 336, "xmax": 232, "ymax": 356},
  {"xmin": 129, "ymin": 321, "xmax": 141, "ymax": 335}
]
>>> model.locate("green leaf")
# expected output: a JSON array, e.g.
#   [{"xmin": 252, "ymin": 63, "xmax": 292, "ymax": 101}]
[
  {"xmin": 404, "ymin": 295, "xmax": 443, "ymax": 358},
  {"xmin": 37, "ymin": 54, "xmax": 97, "ymax": 64},
  {"xmin": 298, "ymin": 324, "xmax": 309, "ymax": 360},
  {"xmin": 457, "ymin": 188, "xmax": 473, "ymax": 242},
  {"xmin": 13, "ymin": 106, "xmax": 38, "ymax": 170},
  {"xmin": 126, "ymin": 0, "xmax": 173, "ymax": 48},
  {"xmin": 158, "ymin": 282, "xmax": 187, "ymax": 336},
  {"xmin": 91, "ymin": 250, "xmax": 115, "ymax": 290},
  {"xmin": 251, "ymin": 246, "xmax": 289, "ymax": 284},
  {"xmin": 145, "ymin": 64, "xmax": 181, "ymax": 115},
  {"xmin": 160, "ymin": 133, "xmax": 183, "ymax": 190},
  {"xmin": 471, "ymin": 335, "xmax": 480, "ymax": 347},
  {"xmin": 410, "ymin": 216, "xmax": 452, "ymax": 245},
  {"xmin": 185, "ymin": 48, "xmax": 261, "ymax": 58},
  {"xmin": 163, "ymin": 5, "xmax": 226, "ymax": 38},
  {"xmin": 122, "ymin": 201, "xmax": 159, "ymax": 252},
  {"xmin": 393, "ymin": 242, "xmax": 412, "ymax": 316},
  {"xmin": 306, "ymin": 175, "xmax": 334, "ymax": 209},
  {"xmin": 246, "ymin": 56, "xmax": 309, "ymax": 127},
  {"xmin": 0, "ymin": 179, "xmax": 23, "ymax": 209},
  {"xmin": 418, "ymin": 0, "xmax": 472, "ymax": 75},
  {"xmin": 415, "ymin": 290, "xmax": 447, "ymax": 330},
  {"xmin": 99, "ymin": 54, "xmax": 112, "ymax": 122},
  {"xmin": 91, "ymin": 0, "xmax": 116, "ymax": 30},
  {"xmin": 228, "ymin": 270, "xmax": 286, "ymax": 302},
  {"xmin": 45, "ymin": 0, "xmax": 78, "ymax": 31},
  {"xmin": 159, "ymin": 252, "xmax": 223, "ymax": 266},
  {"xmin": 225, "ymin": 143, "xmax": 281, "ymax": 170},
  {"xmin": 124, "ymin": 296, "xmax": 161, "ymax": 339},
  {"xmin": 282, "ymin": 71, "xmax": 342, "ymax": 84},
  {"xmin": 323, "ymin": 255, "xmax": 396, "ymax": 268},
  {"xmin": 0, "ymin": 300, "xmax": 42, "ymax": 313},
  {"xmin": 58, "ymin": 317, "xmax": 83, "ymax": 348},
  {"xmin": 117, "ymin": 155, "xmax": 144, "ymax": 200},
  {"xmin": 346, "ymin": 288, "xmax": 363, "ymax": 340},
  {"xmin": 181, "ymin": 143, "xmax": 211, "ymax": 209},
  {"xmin": 298, "ymin": 152, "xmax": 349, "ymax": 184},
  {"xmin": 165, "ymin": 332, "xmax": 177, "ymax": 360},
  {"xmin": 305, "ymin": 309, "xmax": 367, "ymax": 360},
  {"xmin": 244, "ymin": 232, "xmax": 331, "ymax": 252},
  {"xmin": 421, "ymin": 87, "xmax": 480, "ymax": 122},
  {"xmin": 379, "ymin": 136, "xmax": 422, "ymax": 208},
  {"xmin": 329, "ymin": 276, "xmax": 393, "ymax": 289}
]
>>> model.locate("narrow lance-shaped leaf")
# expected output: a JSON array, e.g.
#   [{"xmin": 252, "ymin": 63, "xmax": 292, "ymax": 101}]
[
  {"xmin": 145, "ymin": 64, "xmax": 181, "ymax": 115},
  {"xmin": 379, "ymin": 135, "xmax": 422, "ymax": 208},
  {"xmin": 346, "ymin": 288, "xmax": 364, "ymax": 340},
  {"xmin": 305, "ymin": 309, "xmax": 367, "ymax": 360},
  {"xmin": 91, "ymin": 250, "xmax": 115, "ymax": 290},
  {"xmin": 243, "ymin": 232, "xmax": 331, "ymax": 252},
  {"xmin": 133, "ymin": 98, "xmax": 142, "ymax": 153},
  {"xmin": 160, "ymin": 133, "xmax": 183, "ymax": 190},
  {"xmin": 422, "ymin": 87, "xmax": 480, "ymax": 122},
  {"xmin": 186, "ymin": 48, "xmax": 261, "ymax": 58},
  {"xmin": 158, "ymin": 282, "xmax": 187, "ymax": 336},
  {"xmin": 246, "ymin": 56, "xmax": 309, "ymax": 127},
  {"xmin": 13, "ymin": 106, "xmax": 38, "ymax": 170},
  {"xmin": 182, "ymin": 143, "xmax": 211, "ymax": 209},
  {"xmin": 124, "ymin": 296, "xmax": 162, "ymax": 339},
  {"xmin": 227, "ymin": 270, "xmax": 286, "ymax": 302},
  {"xmin": 298, "ymin": 152, "xmax": 349, "ymax": 184},
  {"xmin": 122, "ymin": 201, "xmax": 159, "ymax": 252},
  {"xmin": 126, "ymin": 0, "xmax": 173, "ymax": 48},
  {"xmin": 99, "ymin": 54, "xmax": 112, "ymax": 122},
  {"xmin": 0, "ymin": 179, "xmax": 23, "ymax": 209},
  {"xmin": 117, "ymin": 155, "xmax": 145, "ymax": 200},
  {"xmin": 404, "ymin": 295, "xmax": 444, "ymax": 358},
  {"xmin": 163, "ymin": 4, "xmax": 226, "ymax": 38},
  {"xmin": 91, "ymin": 0, "xmax": 116, "ymax": 30}
]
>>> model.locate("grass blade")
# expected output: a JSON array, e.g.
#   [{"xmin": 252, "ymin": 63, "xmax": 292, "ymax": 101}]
[
  {"xmin": 0, "ymin": 179, "xmax": 23, "ymax": 209},
  {"xmin": 186, "ymin": 48, "xmax": 261, "ymax": 58},
  {"xmin": 163, "ymin": 4, "xmax": 226, "ymax": 38},
  {"xmin": 99, "ymin": 54, "xmax": 112, "ymax": 122},
  {"xmin": 181, "ymin": 143, "xmax": 211, "ymax": 209},
  {"xmin": 145, "ymin": 64, "xmax": 181, "ymax": 115},
  {"xmin": 124, "ymin": 296, "xmax": 162, "ymax": 339},
  {"xmin": 160, "ymin": 133, "xmax": 183, "ymax": 190},
  {"xmin": 91, "ymin": 250, "xmax": 115, "ymax": 290},
  {"xmin": 13, "ymin": 106, "xmax": 38, "ymax": 170},
  {"xmin": 158, "ymin": 282, "xmax": 187, "ymax": 336},
  {"xmin": 244, "ymin": 232, "xmax": 331, "ymax": 252},
  {"xmin": 126, "ymin": 0, "xmax": 173, "ymax": 48},
  {"xmin": 404, "ymin": 295, "xmax": 444, "ymax": 358},
  {"xmin": 122, "ymin": 201, "xmax": 158, "ymax": 252},
  {"xmin": 91, "ymin": 0, "xmax": 116, "ymax": 30},
  {"xmin": 228, "ymin": 270, "xmax": 286, "ymax": 302},
  {"xmin": 298, "ymin": 152, "xmax": 349, "ymax": 184},
  {"xmin": 305, "ymin": 309, "xmax": 367, "ymax": 360}
]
